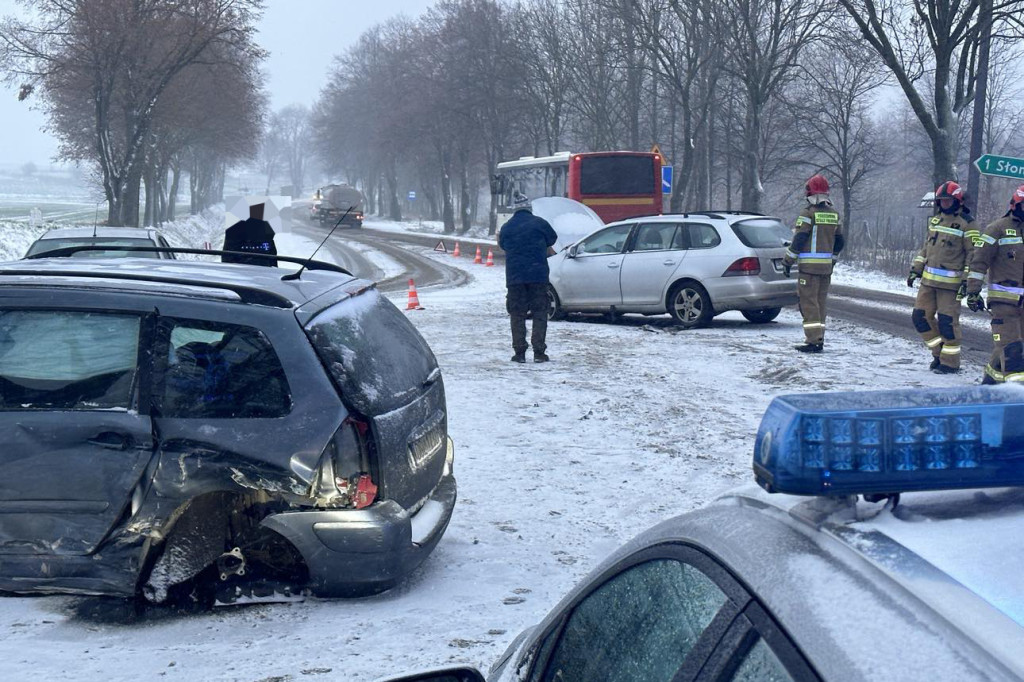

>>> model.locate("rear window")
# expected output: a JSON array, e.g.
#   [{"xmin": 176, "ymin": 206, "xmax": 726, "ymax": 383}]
[
  {"xmin": 731, "ymin": 218, "xmax": 791, "ymax": 248},
  {"xmin": 26, "ymin": 237, "xmax": 161, "ymax": 258},
  {"xmin": 579, "ymin": 156, "xmax": 656, "ymax": 196},
  {"xmin": 0, "ymin": 310, "xmax": 140, "ymax": 410},
  {"xmin": 305, "ymin": 289, "xmax": 437, "ymax": 415}
]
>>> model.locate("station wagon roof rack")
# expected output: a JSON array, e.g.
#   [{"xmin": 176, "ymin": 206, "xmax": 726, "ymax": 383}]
[
  {"xmin": 688, "ymin": 210, "xmax": 766, "ymax": 218},
  {"xmin": 22, "ymin": 245, "xmax": 353, "ymax": 277},
  {"xmin": 0, "ymin": 267, "xmax": 295, "ymax": 308}
]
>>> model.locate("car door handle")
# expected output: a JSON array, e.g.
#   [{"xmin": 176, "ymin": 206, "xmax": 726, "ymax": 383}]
[
  {"xmin": 607, "ymin": 262, "xmax": 620, "ymax": 268},
  {"xmin": 87, "ymin": 432, "xmax": 132, "ymax": 451},
  {"xmin": 662, "ymin": 260, "xmax": 677, "ymax": 266}
]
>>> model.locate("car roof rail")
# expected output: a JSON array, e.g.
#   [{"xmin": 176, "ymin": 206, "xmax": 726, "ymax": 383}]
[
  {"xmin": 0, "ymin": 268, "xmax": 294, "ymax": 308},
  {"xmin": 23, "ymin": 245, "xmax": 354, "ymax": 276},
  {"xmin": 689, "ymin": 210, "xmax": 767, "ymax": 217}
]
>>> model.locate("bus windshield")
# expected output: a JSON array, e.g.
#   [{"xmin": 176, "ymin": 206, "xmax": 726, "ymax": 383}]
[{"xmin": 579, "ymin": 156, "xmax": 656, "ymax": 196}]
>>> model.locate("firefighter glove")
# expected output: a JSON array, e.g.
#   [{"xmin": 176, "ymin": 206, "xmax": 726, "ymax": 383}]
[
  {"xmin": 966, "ymin": 293, "xmax": 985, "ymax": 312},
  {"xmin": 956, "ymin": 280, "xmax": 968, "ymax": 300},
  {"xmin": 907, "ymin": 271, "xmax": 920, "ymax": 287},
  {"xmin": 783, "ymin": 262, "xmax": 792, "ymax": 278}
]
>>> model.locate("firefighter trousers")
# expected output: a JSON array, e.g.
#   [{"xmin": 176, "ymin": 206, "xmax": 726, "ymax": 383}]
[
  {"xmin": 911, "ymin": 285, "xmax": 962, "ymax": 370},
  {"xmin": 798, "ymin": 273, "xmax": 831, "ymax": 344},
  {"xmin": 985, "ymin": 302, "xmax": 1024, "ymax": 383}
]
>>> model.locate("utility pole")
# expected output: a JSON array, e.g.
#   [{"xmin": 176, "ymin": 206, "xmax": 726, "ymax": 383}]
[{"xmin": 967, "ymin": 0, "xmax": 993, "ymax": 212}]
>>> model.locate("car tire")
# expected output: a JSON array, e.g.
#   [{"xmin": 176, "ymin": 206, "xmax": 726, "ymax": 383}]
[
  {"xmin": 668, "ymin": 281, "xmax": 713, "ymax": 328},
  {"xmin": 741, "ymin": 307, "xmax": 782, "ymax": 324},
  {"xmin": 547, "ymin": 286, "xmax": 566, "ymax": 321}
]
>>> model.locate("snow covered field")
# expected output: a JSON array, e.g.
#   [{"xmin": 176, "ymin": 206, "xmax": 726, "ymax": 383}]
[{"xmin": 0, "ymin": 211, "xmax": 979, "ymax": 681}]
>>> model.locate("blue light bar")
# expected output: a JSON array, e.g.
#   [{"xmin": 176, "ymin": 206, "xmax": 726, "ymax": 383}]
[{"xmin": 753, "ymin": 387, "xmax": 1024, "ymax": 496}]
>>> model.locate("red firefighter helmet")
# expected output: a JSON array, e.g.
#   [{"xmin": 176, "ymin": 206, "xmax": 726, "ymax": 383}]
[
  {"xmin": 805, "ymin": 174, "xmax": 829, "ymax": 196},
  {"xmin": 1011, "ymin": 185, "xmax": 1024, "ymax": 209},
  {"xmin": 934, "ymin": 181, "xmax": 964, "ymax": 214}
]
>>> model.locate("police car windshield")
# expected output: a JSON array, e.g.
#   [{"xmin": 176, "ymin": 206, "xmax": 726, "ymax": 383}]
[{"xmin": 732, "ymin": 218, "xmax": 790, "ymax": 248}]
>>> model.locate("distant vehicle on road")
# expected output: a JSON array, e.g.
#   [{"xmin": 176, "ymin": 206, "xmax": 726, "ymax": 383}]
[
  {"xmin": 313, "ymin": 184, "xmax": 365, "ymax": 228},
  {"xmin": 24, "ymin": 226, "xmax": 176, "ymax": 259},
  {"xmin": 384, "ymin": 386, "xmax": 1024, "ymax": 682},
  {"xmin": 494, "ymin": 151, "xmax": 662, "ymax": 224},
  {"xmin": 0, "ymin": 256, "xmax": 456, "ymax": 604},
  {"xmin": 546, "ymin": 211, "xmax": 798, "ymax": 328}
]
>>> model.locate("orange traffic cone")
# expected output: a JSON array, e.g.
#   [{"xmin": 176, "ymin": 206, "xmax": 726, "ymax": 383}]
[
  {"xmin": 474, "ymin": 246, "xmax": 482, "ymax": 264},
  {"xmin": 485, "ymin": 249, "xmax": 494, "ymax": 267},
  {"xmin": 406, "ymin": 279, "xmax": 424, "ymax": 310},
  {"xmin": 453, "ymin": 242, "xmax": 461, "ymax": 258}
]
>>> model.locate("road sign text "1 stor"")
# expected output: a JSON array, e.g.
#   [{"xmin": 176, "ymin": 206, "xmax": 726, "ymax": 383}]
[{"xmin": 975, "ymin": 154, "xmax": 1024, "ymax": 181}]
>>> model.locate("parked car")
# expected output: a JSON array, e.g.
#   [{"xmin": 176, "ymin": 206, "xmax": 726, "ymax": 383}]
[
  {"xmin": 0, "ymin": 256, "xmax": 456, "ymax": 604},
  {"xmin": 25, "ymin": 226, "xmax": 177, "ymax": 259},
  {"xmin": 546, "ymin": 212, "xmax": 798, "ymax": 328},
  {"xmin": 384, "ymin": 387, "xmax": 1024, "ymax": 682}
]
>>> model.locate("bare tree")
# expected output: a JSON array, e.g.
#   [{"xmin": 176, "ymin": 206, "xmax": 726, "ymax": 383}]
[
  {"xmin": 836, "ymin": 0, "xmax": 1024, "ymax": 186},
  {"xmin": 270, "ymin": 105, "xmax": 312, "ymax": 196}
]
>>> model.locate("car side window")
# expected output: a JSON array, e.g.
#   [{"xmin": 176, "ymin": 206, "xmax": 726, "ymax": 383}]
[
  {"xmin": 577, "ymin": 224, "xmax": 634, "ymax": 255},
  {"xmin": 727, "ymin": 638, "xmax": 794, "ymax": 682},
  {"xmin": 156, "ymin": 319, "xmax": 291, "ymax": 419},
  {"xmin": 535, "ymin": 559, "xmax": 728, "ymax": 682},
  {"xmin": 0, "ymin": 310, "xmax": 140, "ymax": 410},
  {"xmin": 685, "ymin": 223, "xmax": 721, "ymax": 249},
  {"xmin": 633, "ymin": 224, "xmax": 679, "ymax": 252}
]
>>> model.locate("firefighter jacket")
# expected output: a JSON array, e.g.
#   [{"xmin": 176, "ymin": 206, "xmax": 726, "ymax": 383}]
[
  {"xmin": 784, "ymin": 200, "xmax": 844, "ymax": 276},
  {"xmin": 910, "ymin": 210, "xmax": 978, "ymax": 291},
  {"xmin": 966, "ymin": 213, "xmax": 1024, "ymax": 304}
]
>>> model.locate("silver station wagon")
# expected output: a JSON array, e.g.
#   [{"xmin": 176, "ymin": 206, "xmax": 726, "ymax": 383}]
[{"xmin": 547, "ymin": 212, "xmax": 799, "ymax": 328}]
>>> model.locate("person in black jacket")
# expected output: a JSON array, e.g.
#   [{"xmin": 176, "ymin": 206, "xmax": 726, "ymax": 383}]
[
  {"xmin": 498, "ymin": 193, "xmax": 558, "ymax": 363},
  {"xmin": 222, "ymin": 202, "xmax": 278, "ymax": 266}
]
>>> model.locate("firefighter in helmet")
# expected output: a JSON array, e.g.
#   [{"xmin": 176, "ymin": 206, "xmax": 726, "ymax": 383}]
[
  {"xmin": 907, "ymin": 181, "xmax": 978, "ymax": 373},
  {"xmin": 783, "ymin": 174, "xmax": 844, "ymax": 353},
  {"xmin": 965, "ymin": 185, "xmax": 1024, "ymax": 383}
]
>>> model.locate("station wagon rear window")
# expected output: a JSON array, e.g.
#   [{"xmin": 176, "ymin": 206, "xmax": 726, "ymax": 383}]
[
  {"xmin": 0, "ymin": 310, "xmax": 140, "ymax": 410},
  {"xmin": 26, "ymin": 237, "xmax": 162, "ymax": 258},
  {"xmin": 305, "ymin": 289, "xmax": 437, "ymax": 415},
  {"xmin": 731, "ymin": 218, "xmax": 791, "ymax": 248}
]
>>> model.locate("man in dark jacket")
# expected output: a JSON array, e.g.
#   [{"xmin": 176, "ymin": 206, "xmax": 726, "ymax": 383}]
[
  {"xmin": 222, "ymin": 202, "xmax": 278, "ymax": 266},
  {"xmin": 498, "ymin": 193, "xmax": 558, "ymax": 363}
]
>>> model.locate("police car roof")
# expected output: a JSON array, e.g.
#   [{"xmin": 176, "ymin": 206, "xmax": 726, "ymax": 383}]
[{"xmin": 0, "ymin": 257, "xmax": 361, "ymax": 309}]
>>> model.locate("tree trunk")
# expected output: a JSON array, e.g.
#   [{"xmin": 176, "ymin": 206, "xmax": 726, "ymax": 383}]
[
  {"xmin": 167, "ymin": 163, "xmax": 180, "ymax": 222},
  {"xmin": 740, "ymin": 95, "xmax": 762, "ymax": 213},
  {"xmin": 439, "ymin": 148, "xmax": 455, "ymax": 234},
  {"xmin": 386, "ymin": 158, "xmax": 401, "ymax": 221},
  {"xmin": 458, "ymin": 160, "xmax": 471, "ymax": 235}
]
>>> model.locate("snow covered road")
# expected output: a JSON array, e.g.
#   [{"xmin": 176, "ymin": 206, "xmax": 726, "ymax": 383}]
[{"xmin": 0, "ymin": 226, "xmax": 989, "ymax": 682}]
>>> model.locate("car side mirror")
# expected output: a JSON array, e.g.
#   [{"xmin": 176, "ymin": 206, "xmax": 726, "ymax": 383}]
[
  {"xmin": 379, "ymin": 667, "xmax": 485, "ymax": 682},
  {"xmin": 568, "ymin": 245, "xmax": 578, "ymax": 258}
]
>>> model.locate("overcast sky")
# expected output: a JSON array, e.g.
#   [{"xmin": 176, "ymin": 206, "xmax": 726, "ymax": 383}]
[{"xmin": 0, "ymin": 0, "xmax": 435, "ymax": 166}]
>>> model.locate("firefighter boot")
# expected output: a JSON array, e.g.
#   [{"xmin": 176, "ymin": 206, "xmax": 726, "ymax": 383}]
[{"xmin": 795, "ymin": 342, "xmax": 824, "ymax": 353}]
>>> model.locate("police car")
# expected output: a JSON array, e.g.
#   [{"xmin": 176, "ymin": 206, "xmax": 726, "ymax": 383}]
[{"xmin": 384, "ymin": 387, "xmax": 1024, "ymax": 682}]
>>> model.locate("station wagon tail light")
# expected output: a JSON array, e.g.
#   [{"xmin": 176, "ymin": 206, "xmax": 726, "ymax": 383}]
[
  {"xmin": 723, "ymin": 257, "xmax": 760, "ymax": 276},
  {"xmin": 311, "ymin": 417, "xmax": 377, "ymax": 509},
  {"xmin": 753, "ymin": 387, "xmax": 1024, "ymax": 497}
]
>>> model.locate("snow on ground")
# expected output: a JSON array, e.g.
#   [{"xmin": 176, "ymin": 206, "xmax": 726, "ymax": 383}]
[{"xmin": 0, "ymin": 226, "xmax": 988, "ymax": 682}]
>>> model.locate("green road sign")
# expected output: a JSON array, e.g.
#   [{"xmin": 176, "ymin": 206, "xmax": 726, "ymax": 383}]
[{"xmin": 975, "ymin": 154, "xmax": 1024, "ymax": 180}]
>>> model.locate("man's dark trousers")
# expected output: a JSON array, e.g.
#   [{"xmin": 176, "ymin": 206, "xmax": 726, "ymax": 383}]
[{"xmin": 507, "ymin": 283, "xmax": 549, "ymax": 355}]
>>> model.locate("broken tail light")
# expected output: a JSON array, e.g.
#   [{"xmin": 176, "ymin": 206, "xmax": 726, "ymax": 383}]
[{"xmin": 311, "ymin": 417, "xmax": 378, "ymax": 509}]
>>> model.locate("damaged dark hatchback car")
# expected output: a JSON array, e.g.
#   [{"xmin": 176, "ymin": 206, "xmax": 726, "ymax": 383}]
[{"xmin": 0, "ymin": 258, "xmax": 456, "ymax": 604}]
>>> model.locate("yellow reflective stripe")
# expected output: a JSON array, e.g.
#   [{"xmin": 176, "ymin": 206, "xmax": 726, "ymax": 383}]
[
  {"xmin": 785, "ymin": 249, "xmax": 798, "ymax": 259},
  {"xmin": 799, "ymin": 257, "xmax": 833, "ymax": 264},
  {"xmin": 796, "ymin": 216, "xmax": 812, "ymax": 225},
  {"xmin": 1005, "ymin": 373, "xmax": 1024, "ymax": 383},
  {"xmin": 999, "ymin": 237, "xmax": 1023, "ymax": 245},
  {"xmin": 802, "ymin": 322, "xmax": 825, "ymax": 328},
  {"xmin": 929, "ymin": 225, "xmax": 965, "ymax": 237},
  {"xmin": 964, "ymin": 229, "xmax": 981, "ymax": 239},
  {"xmin": 968, "ymin": 271, "xmax": 985, "ymax": 280},
  {"xmin": 922, "ymin": 271, "xmax": 962, "ymax": 284},
  {"xmin": 913, "ymin": 256, "xmax": 926, "ymax": 263},
  {"xmin": 940, "ymin": 346, "xmax": 961, "ymax": 355},
  {"xmin": 979, "ymin": 234, "xmax": 997, "ymax": 245},
  {"xmin": 986, "ymin": 364, "xmax": 1005, "ymax": 382},
  {"xmin": 814, "ymin": 212, "xmax": 839, "ymax": 225},
  {"xmin": 924, "ymin": 337, "xmax": 943, "ymax": 348},
  {"xmin": 989, "ymin": 290, "xmax": 1022, "ymax": 301}
]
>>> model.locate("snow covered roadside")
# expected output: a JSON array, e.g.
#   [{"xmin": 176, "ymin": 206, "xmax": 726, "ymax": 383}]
[{"xmin": 0, "ymin": 230, "xmax": 989, "ymax": 682}]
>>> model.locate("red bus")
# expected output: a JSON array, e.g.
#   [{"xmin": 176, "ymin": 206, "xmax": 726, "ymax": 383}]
[{"xmin": 494, "ymin": 151, "xmax": 662, "ymax": 223}]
